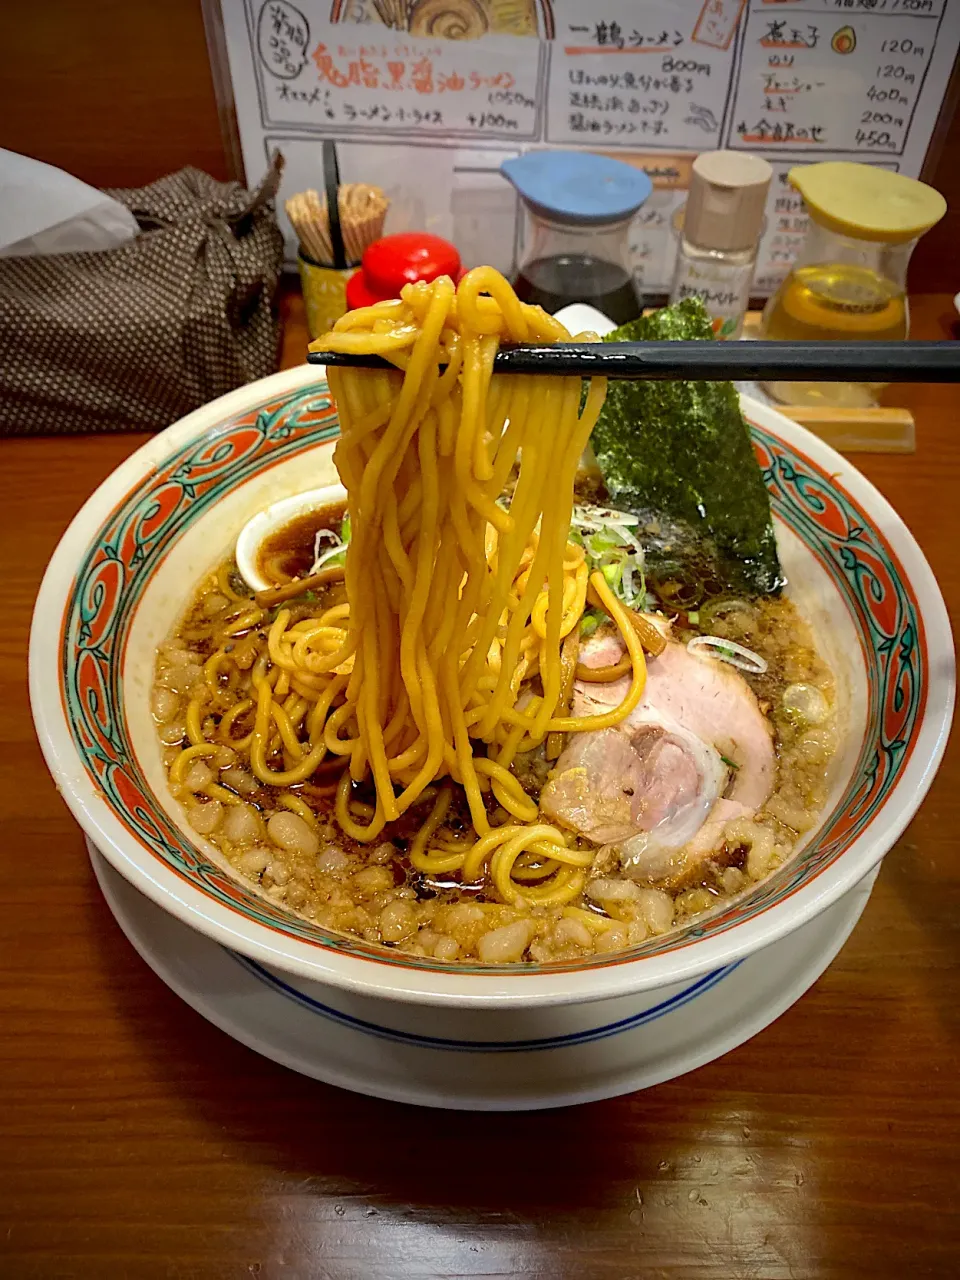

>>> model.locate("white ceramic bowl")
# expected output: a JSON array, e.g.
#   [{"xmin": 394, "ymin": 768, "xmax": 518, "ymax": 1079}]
[{"xmin": 30, "ymin": 364, "xmax": 954, "ymax": 1104}]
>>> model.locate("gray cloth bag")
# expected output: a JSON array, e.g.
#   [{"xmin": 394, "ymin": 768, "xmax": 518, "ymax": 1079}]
[{"xmin": 0, "ymin": 157, "xmax": 284, "ymax": 435}]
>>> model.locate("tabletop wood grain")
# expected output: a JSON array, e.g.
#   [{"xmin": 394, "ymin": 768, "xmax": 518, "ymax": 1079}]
[{"xmin": 1, "ymin": 295, "xmax": 958, "ymax": 1280}]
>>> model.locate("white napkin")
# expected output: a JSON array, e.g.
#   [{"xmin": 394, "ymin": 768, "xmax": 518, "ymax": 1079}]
[{"xmin": 0, "ymin": 148, "xmax": 139, "ymax": 257}]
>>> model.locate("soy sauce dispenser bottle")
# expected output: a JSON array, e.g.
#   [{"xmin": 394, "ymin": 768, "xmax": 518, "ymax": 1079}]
[{"xmin": 501, "ymin": 151, "xmax": 653, "ymax": 325}]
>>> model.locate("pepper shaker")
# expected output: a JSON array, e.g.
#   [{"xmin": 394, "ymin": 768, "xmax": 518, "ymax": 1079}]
[{"xmin": 670, "ymin": 151, "xmax": 772, "ymax": 340}]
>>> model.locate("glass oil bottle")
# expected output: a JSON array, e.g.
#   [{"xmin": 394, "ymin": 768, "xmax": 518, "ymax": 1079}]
[{"xmin": 761, "ymin": 162, "xmax": 945, "ymax": 408}]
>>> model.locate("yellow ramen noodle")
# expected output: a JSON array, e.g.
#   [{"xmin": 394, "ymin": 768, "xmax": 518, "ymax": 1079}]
[
  {"xmin": 156, "ymin": 268, "xmax": 840, "ymax": 954},
  {"xmin": 242, "ymin": 266, "xmax": 647, "ymax": 907}
]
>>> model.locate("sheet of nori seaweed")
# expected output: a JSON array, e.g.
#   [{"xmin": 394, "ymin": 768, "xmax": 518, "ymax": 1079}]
[{"xmin": 590, "ymin": 297, "xmax": 785, "ymax": 600}]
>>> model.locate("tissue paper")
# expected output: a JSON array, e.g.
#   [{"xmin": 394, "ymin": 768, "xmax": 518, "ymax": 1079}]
[{"xmin": 0, "ymin": 149, "xmax": 139, "ymax": 257}]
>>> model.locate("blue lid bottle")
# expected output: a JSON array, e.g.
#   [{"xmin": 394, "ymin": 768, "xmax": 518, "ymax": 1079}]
[{"xmin": 502, "ymin": 151, "xmax": 653, "ymax": 324}]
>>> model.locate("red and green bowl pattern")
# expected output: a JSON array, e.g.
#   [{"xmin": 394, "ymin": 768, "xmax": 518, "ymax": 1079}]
[{"xmin": 59, "ymin": 379, "xmax": 925, "ymax": 973}]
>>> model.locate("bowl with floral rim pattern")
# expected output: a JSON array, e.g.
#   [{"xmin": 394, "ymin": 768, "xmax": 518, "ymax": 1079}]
[{"xmin": 29, "ymin": 363, "xmax": 954, "ymax": 1017}]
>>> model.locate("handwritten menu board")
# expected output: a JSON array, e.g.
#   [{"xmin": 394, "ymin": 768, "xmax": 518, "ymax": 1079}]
[{"xmin": 216, "ymin": 0, "xmax": 960, "ymax": 294}]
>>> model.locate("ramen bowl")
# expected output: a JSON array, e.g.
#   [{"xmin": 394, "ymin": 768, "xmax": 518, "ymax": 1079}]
[{"xmin": 30, "ymin": 365, "xmax": 954, "ymax": 1108}]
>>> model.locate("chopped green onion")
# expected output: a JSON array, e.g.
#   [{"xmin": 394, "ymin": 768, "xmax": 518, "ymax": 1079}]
[
  {"xmin": 601, "ymin": 561, "xmax": 622, "ymax": 590},
  {"xmin": 580, "ymin": 610, "xmax": 604, "ymax": 638},
  {"xmin": 570, "ymin": 503, "xmax": 646, "ymax": 611}
]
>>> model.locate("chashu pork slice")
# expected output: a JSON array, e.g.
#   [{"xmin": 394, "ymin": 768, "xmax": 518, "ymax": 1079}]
[{"xmin": 539, "ymin": 629, "xmax": 776, "ymax": 884}]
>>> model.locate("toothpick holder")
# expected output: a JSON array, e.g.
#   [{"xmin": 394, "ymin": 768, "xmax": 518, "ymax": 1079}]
[{"xmin": 297, "ymin": 252, "xmax": 359, "ymax": 340}]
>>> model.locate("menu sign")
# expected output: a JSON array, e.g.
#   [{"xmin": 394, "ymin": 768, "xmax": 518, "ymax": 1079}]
[{"xmin": 216, "ymin": 0, "xmax": 959, "ymax": 293}]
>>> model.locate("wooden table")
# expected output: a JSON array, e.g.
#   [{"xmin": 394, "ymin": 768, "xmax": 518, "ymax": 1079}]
[{"xmin": 2, "ymin": 295, "xmax": 958, "ymax": 1280}]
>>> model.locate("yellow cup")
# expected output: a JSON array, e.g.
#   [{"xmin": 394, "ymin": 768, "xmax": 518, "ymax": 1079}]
[{"xmin": 297, "ymin": 253, "xmax": 358, "ymax": 340}]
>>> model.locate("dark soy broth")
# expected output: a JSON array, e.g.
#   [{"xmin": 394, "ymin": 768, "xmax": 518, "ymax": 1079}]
[{"xmin": 257, "ymin": 501, "xmax": 346, "ymax": 584}]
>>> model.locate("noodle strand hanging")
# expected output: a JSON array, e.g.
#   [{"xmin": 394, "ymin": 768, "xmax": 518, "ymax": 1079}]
[
  {"xmin": 312, "ymin": 268, "xmax": 643, "ymax": 891},
  {"xmin": 162, "ymin": 268, "xmax": 652, "ymax": 910}
]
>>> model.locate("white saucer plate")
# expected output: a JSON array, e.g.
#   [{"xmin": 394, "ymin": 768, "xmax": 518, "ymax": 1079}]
[{"xmin": 90, "ymin": 838, "xmax": 878, "ymax": 1111}]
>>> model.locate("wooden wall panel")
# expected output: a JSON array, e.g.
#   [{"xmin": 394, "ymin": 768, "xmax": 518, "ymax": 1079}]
[{"xmin": 0, "ymin": 0, "xmax": 228, "ymax": 189}]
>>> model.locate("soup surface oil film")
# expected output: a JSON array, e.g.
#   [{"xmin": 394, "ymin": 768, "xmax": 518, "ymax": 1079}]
[{"xmin": 153, "ymin": 268, "xmax": 840, "ymax": 965}]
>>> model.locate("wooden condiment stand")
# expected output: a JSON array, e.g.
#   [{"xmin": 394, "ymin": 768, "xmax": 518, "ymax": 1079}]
[{"xmin": 739, "ymin": 310, "xmax": 915, "ymax": 453}]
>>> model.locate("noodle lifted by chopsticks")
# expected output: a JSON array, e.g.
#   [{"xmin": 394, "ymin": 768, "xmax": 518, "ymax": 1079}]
[{"xmin": 265, "ymin": 267, "xmax": 649, "ymax": 906}]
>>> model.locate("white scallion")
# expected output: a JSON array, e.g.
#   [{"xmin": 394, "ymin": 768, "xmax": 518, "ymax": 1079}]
[
  {"xmin": 311, "ymin": 527, "xmax": 340, "ymax": 561},
  {"xmin": 309, "ymin": 519, "xmax": 351, "ymax": 575},
  {"xmin": 686, "ymin": 635, "xmax": 768, "ymax": 674}
]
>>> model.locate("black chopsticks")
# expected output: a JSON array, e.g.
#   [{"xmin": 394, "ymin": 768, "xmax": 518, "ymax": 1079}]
[{"xmin": 307, "ymin": 340, "xmax": 960, "ymax": 382}]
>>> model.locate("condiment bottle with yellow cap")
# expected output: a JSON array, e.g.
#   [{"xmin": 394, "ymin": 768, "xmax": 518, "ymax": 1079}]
[{"xmin": 760, "ymin": 161, "xmax": 946, "ymax": 408}]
